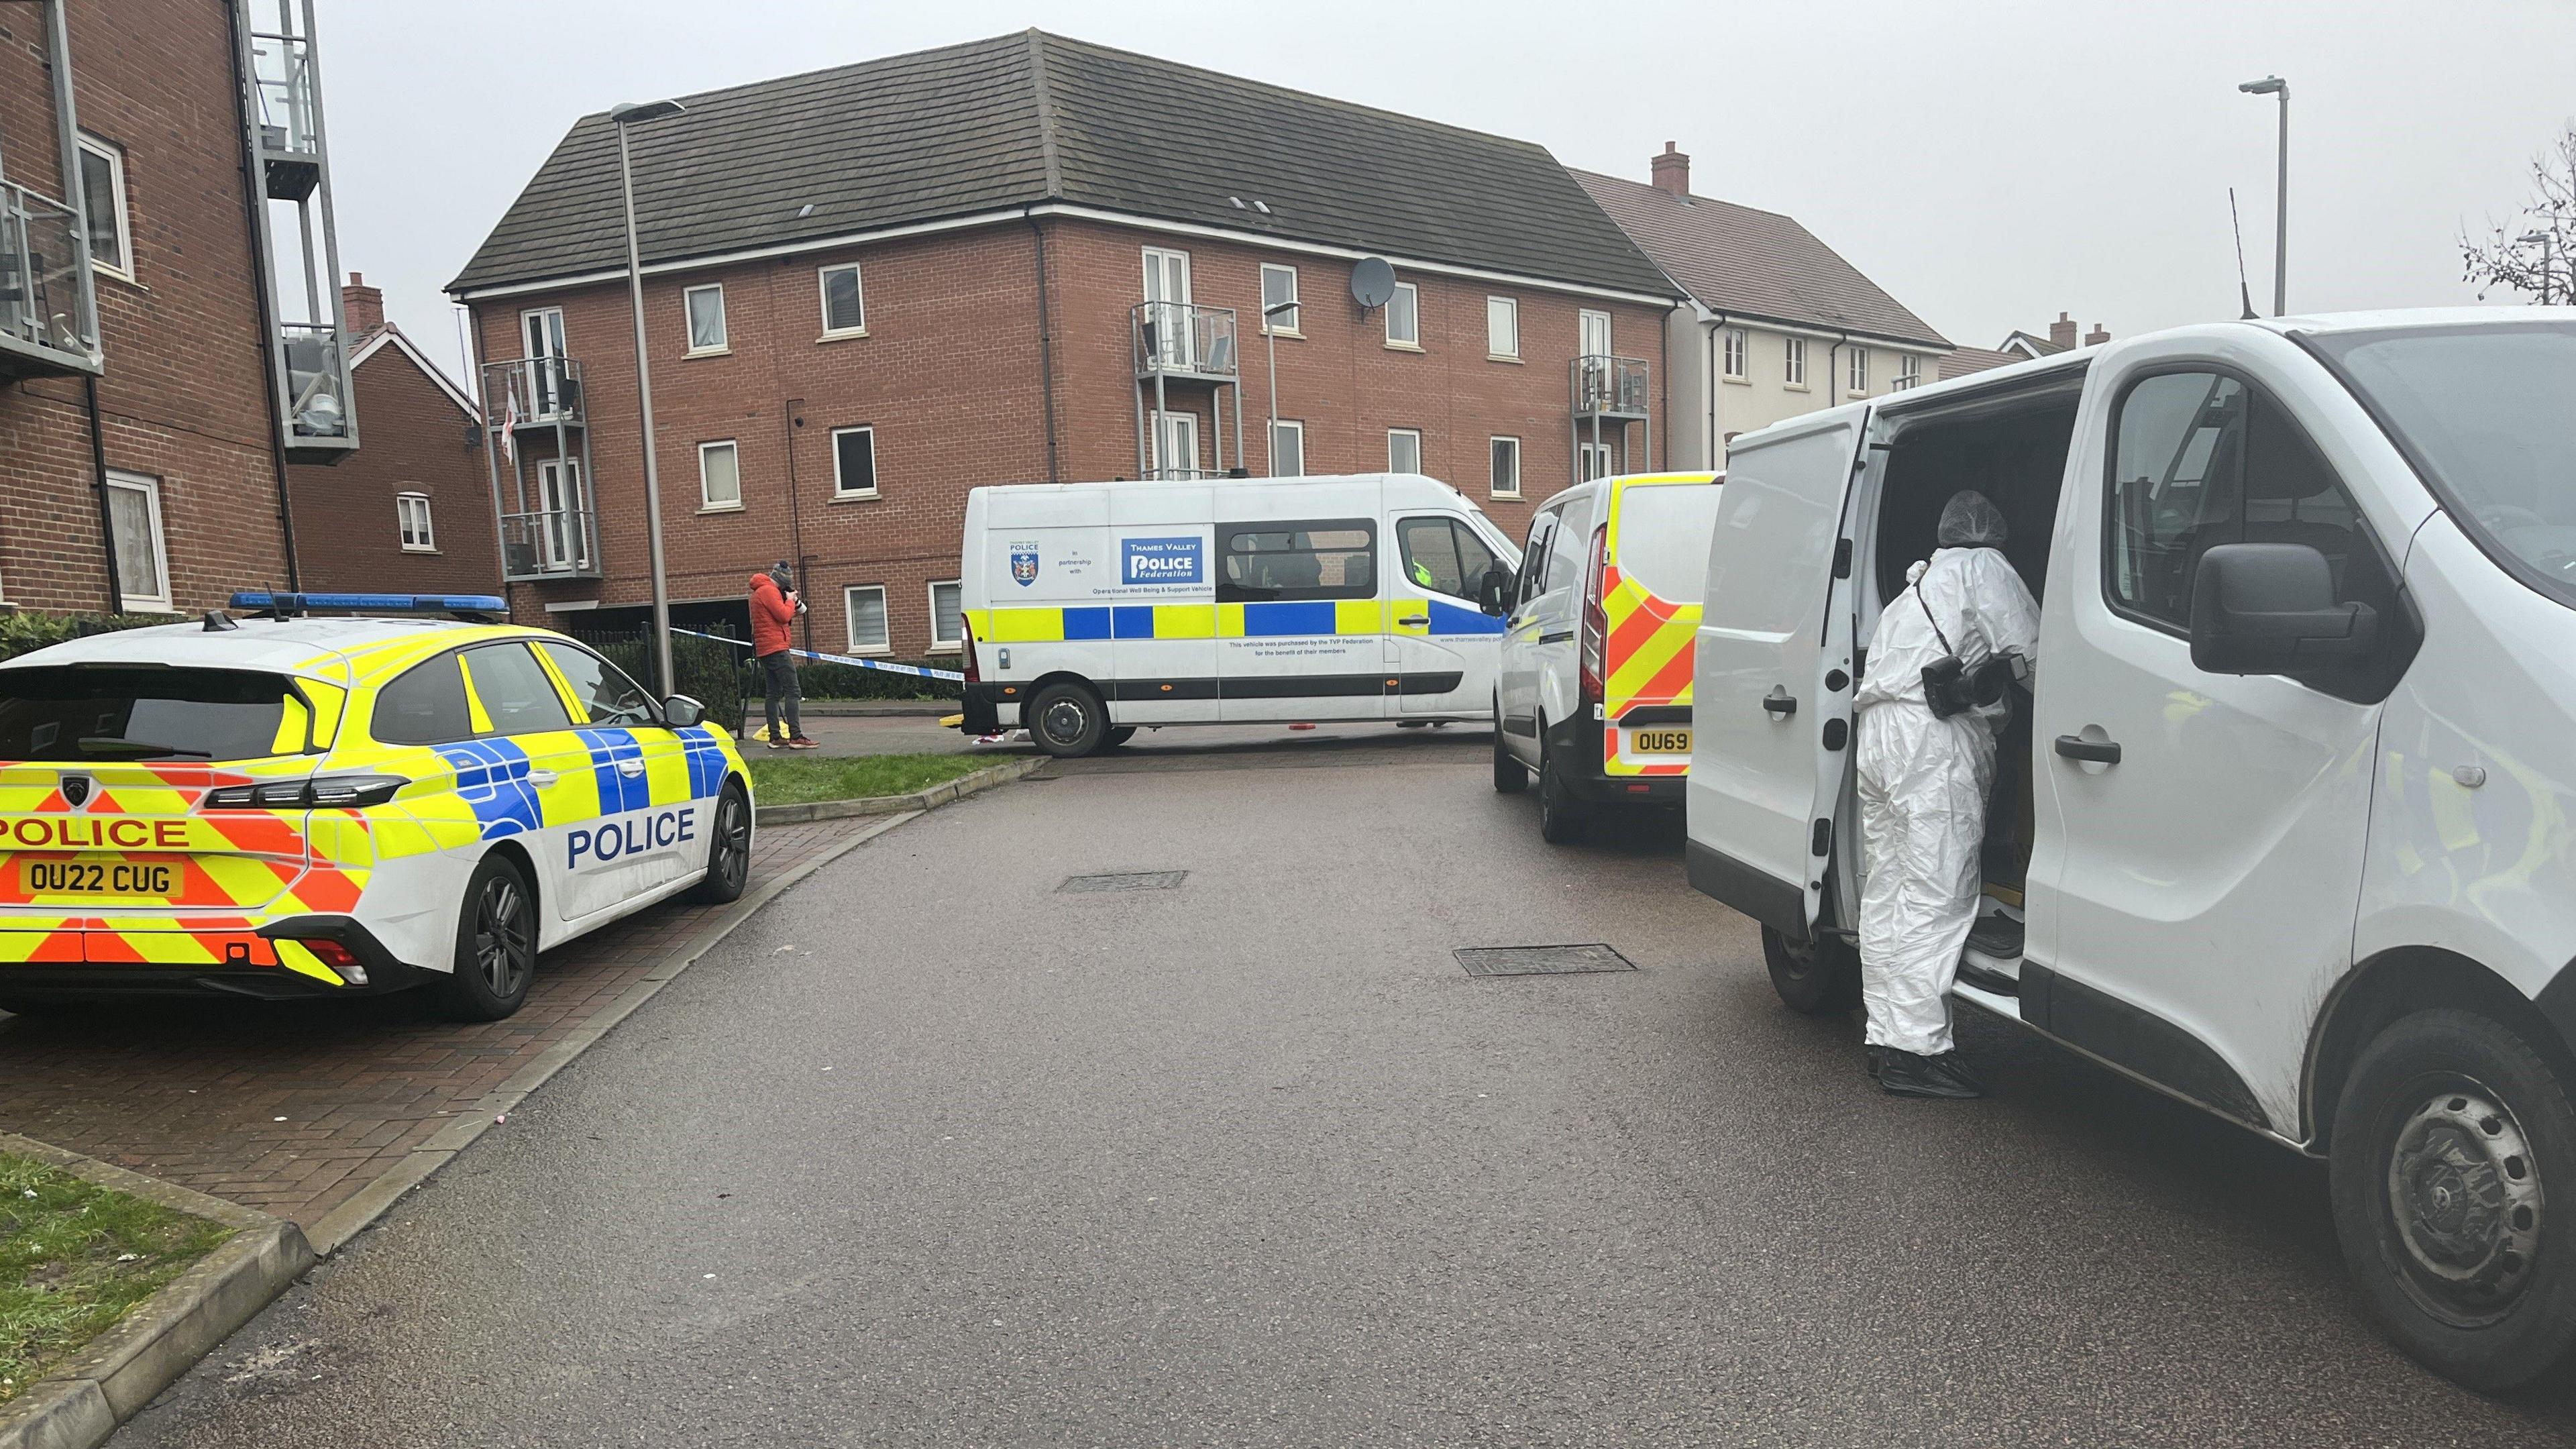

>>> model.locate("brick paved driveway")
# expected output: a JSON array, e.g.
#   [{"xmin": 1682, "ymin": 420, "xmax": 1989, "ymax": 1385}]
[{"xmin": 0, "ymin": 818, "xmax": 877, "ymax": 1234}]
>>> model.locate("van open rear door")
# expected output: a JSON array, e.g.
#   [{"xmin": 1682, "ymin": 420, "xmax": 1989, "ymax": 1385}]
[{"xmin": 1685, "ymin": 410, "xmax": 1870, "ymax": 941}]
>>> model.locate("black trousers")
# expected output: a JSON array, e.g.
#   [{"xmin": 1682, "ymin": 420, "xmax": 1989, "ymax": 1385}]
[{"xmin": 761, "ymin": 652, "xmax": 802, "ymax": 740}]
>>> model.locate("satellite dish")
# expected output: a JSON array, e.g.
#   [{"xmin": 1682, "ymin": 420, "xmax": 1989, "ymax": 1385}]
[{"xmin": 1351, "ymin": 256, "xmax": 1397, "ymax": 311}]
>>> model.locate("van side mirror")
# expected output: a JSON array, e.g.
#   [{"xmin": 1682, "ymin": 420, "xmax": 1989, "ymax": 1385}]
[
  {"xmin": 2189, "ymin": 543, "xmax": 2379, "ymax": 676},
  {"xmin": 663, "ymin": 694, "xmax": 707, "ymax": 729},
  {"xmin": 1478, "ymin": 563, "xmax": 1517, "ymax": 617}
]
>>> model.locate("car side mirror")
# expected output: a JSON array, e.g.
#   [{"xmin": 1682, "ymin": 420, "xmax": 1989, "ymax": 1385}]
[
  {"xmin": 1478, "ymin": 563, "xmax": 1517, "ymax": 617},
  {"xmin": 2189, "ymin": 543, "xmax": 2379, "ymax": 676},
  {"xmin": 663, "ymin": 694, "xmax": 707, "ymax": 729}
]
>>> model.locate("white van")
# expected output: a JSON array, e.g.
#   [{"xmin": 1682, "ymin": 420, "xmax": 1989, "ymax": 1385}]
[
  {"xmin": 1488, "ymin": 472, "xmax": 1723, "ymax": 841},
  {"xmin": 956, "ymin": 474, "xmax": 1519, "ymax": 757},
  {"xmin": 1686, "ymin": 309, "xmax": 2576, "ymax": 1390}
]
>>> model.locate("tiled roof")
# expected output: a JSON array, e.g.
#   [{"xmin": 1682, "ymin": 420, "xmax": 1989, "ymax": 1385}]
[
  {"xmin": 451, "ymin": 31, "xmax": 1677, "ymax": 301},
  {"xmin": 1939, "ymin": 345, "xmax": 2023, "ymax": 380},
  {"xmin": 1572, "ymin": 170, "xmax": 1948, "ymax": 350}
]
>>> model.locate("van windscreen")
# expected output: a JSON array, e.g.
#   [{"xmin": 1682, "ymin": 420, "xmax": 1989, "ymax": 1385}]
[
  {"xmin": 0, "ymin": 667, "xmax": 301, "ymax": 762},
  {"xmin": 1615, "ymin": 486, "xmax": 1727, "ymax": 604}
]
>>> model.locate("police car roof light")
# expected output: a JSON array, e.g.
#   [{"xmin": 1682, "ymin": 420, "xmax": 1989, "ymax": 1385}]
[{"xmin": 228, "ymin": 591, "xmax": 510, "ymax": 622}]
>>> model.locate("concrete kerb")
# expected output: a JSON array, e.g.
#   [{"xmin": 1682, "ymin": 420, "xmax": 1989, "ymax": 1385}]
[
  {"xmin": 753, "ymin": 755, "xmax": 1042, "ymax": 827},
  {"xmin": 301, "ymin": 806, "xmax": 929, "ymax": 1256},
  {"xmin": 0, "ymin": 1133, "xmax": 313, "ymax": 1449}
]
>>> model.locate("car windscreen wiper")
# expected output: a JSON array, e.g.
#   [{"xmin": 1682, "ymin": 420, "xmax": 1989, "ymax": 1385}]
[{"xmin": 76, "ymin": 737, "xmax": 212, "ymax": 759}]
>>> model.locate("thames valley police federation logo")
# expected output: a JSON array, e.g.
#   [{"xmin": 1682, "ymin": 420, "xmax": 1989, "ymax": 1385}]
[{"xmin": 1009, "ymin": 541, "xmax": 1040, "ymax": 588}]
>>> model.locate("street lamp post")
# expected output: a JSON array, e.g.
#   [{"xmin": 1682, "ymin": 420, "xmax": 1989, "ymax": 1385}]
[
  {"xmin": 2522, "ymin": 229, "xmax": 2556, "ymax": 306},
  {"xmin": 1262, "ymin": 299, "xmax": 1297, "ymax": 474},
  {"xmin": 611, "ymin": 97, "xmax": 686, "ymax": 699},
  {"xmin": 2239, "ymin": 76, "xmax": 2289, "ymax": 316}
]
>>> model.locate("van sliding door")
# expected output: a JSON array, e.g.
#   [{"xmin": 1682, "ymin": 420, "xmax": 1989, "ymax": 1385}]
[{"xmin": 1686, "ymin": 410, "xmax": 1870, "ymax": 940}]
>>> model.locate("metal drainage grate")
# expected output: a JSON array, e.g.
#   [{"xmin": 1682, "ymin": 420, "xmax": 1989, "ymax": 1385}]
[
  {"xmin": 1058, "ymin": 870, "xmax": 1189, "ymax": 894},
  {"xmin": 1454, "ymin": 944, "xmax": 1636, "ymax": 977}
]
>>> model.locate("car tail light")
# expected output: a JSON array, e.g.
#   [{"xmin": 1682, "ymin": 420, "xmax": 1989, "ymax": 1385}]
[
  {"xmin": 292, "ymin": 936, "xmax": 367, "ymax": 986},
  {"xmin": 960, "ymin": 612, "xmax": 981, "ymax": 685},
  {"xmin": 1579, "ymin": 523, "xmax": 1609, "ymax": 709},
  {"xmin": 205, "ymin": 774, "xmax": 407, "ymax": 810}
]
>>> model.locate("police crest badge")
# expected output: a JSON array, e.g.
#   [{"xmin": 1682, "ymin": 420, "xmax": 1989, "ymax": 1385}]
[{"xmin": 1010, "ymin": 542, "xmax": 1040, "ymax": 587}]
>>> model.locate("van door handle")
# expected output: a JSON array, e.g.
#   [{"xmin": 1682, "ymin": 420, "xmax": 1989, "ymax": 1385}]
[
  {"xmin": 2053, "ymin": 735, "xmax": 2122, "ymax": 765},
  {"xmin": 1397, "ymin": 613, "xmax": 1428, "ymax": 626},
  {"xmin": 1762, "ymin": 689, "xmax": 1796, "ymax": 716}
]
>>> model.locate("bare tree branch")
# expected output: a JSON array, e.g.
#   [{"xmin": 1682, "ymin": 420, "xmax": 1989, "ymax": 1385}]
[{"xmin": 2461, "ymin": 125, "xmax": 2576, "ymax": 304}]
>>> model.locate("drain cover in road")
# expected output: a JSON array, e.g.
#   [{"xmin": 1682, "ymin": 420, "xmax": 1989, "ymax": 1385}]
[
  {"xmin": 1454, "ymin": 944, "xmax": 1635, "ymax": 977},
  {"xmin": 1059, "ymin": 870, "xmax": 1189, "ymax": 894}
]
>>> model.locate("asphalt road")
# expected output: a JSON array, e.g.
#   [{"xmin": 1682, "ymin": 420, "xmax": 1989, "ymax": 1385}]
[{"xmin": 115, "ymin": 724, "xmax": 2576, "ymax": 1446}]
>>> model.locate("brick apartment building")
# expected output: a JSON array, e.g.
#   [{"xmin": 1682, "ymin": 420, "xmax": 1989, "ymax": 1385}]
[
  {"xmin": 449, "ymin": 30, "xmax": 1684, "ymax": 660},
  {"xmin": 284, "ymin": 273, "xmax": 500, "ymax": 595},
  {"xmin": 0, "ymin": 0, "xmax": 360, "ymax": 616}
]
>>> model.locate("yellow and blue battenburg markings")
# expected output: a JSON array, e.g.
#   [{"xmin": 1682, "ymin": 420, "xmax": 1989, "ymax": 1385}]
[
  {"xmin": 435, "ymin": 739, "xmax": 545, "ymax": 839},
  {"xmin": 967, "ymin": 597, "xmax": 1503, "ymax": 642}
]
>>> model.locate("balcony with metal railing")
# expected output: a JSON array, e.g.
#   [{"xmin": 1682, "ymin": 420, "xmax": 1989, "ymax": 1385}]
[
  {"xmin": 499, "ymin": 509, "xmax": 600, "ymax": 584},
  {"xmin": 0, "ymin": 178, "xmax": 101, "ymax": 380},
  {"xmin": 1132, "ymin": 302, "xmax": 1240, "ymax": 382},
  {"xmin": 278, "ymin": 321, "xmax": 352, "ymax": 443},
  {"xmin": 1571, "ymin": 354, "xmax": 1651, "ymax": 419},
  {"xmin": 246, "ymin": 23, "xmax": 324, "ymax": 201},
  {"xmin": 482, "ymin": 356, "xmax": 586, "ymax": 430}
]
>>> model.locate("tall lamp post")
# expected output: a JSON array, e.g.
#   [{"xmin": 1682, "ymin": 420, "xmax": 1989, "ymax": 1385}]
[
  {"xmin": 2239, "ymin": 75, "xmax": 2289, "ymax": 316},
  {"xmin": 2522, "ymin": 229, "xmax": 2556, "ymax": 306},
  {"xmin": 1261, "ymin": 299, "xmax": 1297, "ymax": 474},
  {"xmin": 612, "ymin": 97, "xmax": 686, "ymax": 698}
]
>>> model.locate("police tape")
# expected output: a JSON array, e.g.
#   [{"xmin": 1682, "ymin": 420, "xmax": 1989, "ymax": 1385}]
[{"xmin": 671, "ymin": 627, "xmax": 967, "ymax": 683}]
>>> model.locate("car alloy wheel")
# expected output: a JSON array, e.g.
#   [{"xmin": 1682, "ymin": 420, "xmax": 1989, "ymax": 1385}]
[
  {"xmin": 708, "ymin": 790, "xmax": 750, "ymax": 893},
  {"xmin": 474, "ymin": 872, "xmax": 534, "ymax": 1002}
]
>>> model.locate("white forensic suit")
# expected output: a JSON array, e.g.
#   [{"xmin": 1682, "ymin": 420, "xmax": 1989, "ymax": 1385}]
[{"xmin": 1852, "ymin": 527, "xmax": 2041, "ymax": 1058}]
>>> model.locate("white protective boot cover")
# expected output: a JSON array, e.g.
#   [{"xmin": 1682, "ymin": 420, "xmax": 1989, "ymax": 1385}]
[{"xmin": 1855, "ymin": 700, "xmax": 1997, "ymax": 1057}]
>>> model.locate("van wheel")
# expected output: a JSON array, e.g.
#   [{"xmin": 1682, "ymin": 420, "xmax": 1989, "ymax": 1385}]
[
  {"xmin": 2330, "ymin": 1008, "xmax": 2576, "ymax": 1391},
  {"xmin": 1104, "ymin": 727, "xmax": 1138, "ymax": 749},
  {"xmin": 1492, "ymin": 705, "xmax": 1527, "ymax": 794},
  {"xmin": 1762, "ymin": 925, "xmax": 1860, "ymax": 1016},
  {"xmin": 1537, "ymin": 731, "xmax": 1586, "ymax": 844},
  {"xmin": 686, "ymin": 782, "xmax": 752, "ymax": 905},
  {"xmin": 433, "ymin": 854, "xmax": 537, "ymax": 1022},
  {"xmin": 1028, "ymin": 681, "xmax": 1108, "ymax": 758}
]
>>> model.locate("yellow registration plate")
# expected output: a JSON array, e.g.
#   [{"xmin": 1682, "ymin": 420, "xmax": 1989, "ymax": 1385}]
[
  {"xmin": 1631, "ymin": 729, "xmax": 1692, "ymax": 755},
  {"xmin": 22, "ymin": 860, "xmax": 176, "ymax": 899}
]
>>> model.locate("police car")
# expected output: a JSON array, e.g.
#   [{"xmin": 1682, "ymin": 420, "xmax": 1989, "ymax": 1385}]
[{"xmin": 0, "ymin": 594, "xmax": 754, "ymax": 1022}]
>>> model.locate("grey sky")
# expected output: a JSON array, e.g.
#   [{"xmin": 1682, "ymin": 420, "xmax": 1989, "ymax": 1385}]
[{"xmin": 325, "ymin": 0, "xmax": 2576, "ymax": 386}]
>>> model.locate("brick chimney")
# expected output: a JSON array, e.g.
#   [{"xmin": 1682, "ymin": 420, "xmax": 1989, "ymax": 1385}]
[
  {"xmin": 1650, "ymin": 141, "xmax": 1690, "ymax": 198},
  {"xmin": 2084, "ymin": 321, "xmax": 2110, "ymax": 346},
  {"xmin": 341, "ymin": 271, "xmax": 384, "ymax": 337},
  {"xmin": 2048, "ymin": 311, "xmax": 2078, "ymax": 351}
]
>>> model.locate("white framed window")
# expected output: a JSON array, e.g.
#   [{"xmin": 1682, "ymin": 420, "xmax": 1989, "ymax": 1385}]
[
  {"xmin": 927, "ymin": 580, "xmax": 963, "ymax": 653},
  {"xmin": 521, "ymin": 307, "xmax": 570, "ymax": 416},
  {"xmin": 396, "ymin": 492, "xmax": 436, "ymax": 552},
  {"xmin": 1894, "ymin": 354, "xmax": 1923, "ymax": 391},
  {"xmin": 1385, "ymin": 280, "xmax": 1419, "ymax": 348},
  {"xmin": 1489, "ymin": 437, "xmax": 1521, "ymax": 499},
  {"xmin": 1723, "ymin": 327, "xmax": 1748, "ymax": 380},
  {"xmin": 1142, "ymin": 246, "xmax": 1192, "ymax": 370},
  {"xmin": 1260, "ymin": 263, "xmax": 1299, "ymax": 335},
  {"xmin": 1784, "ymin": 336, "xmax": 1809, "ymax": 388},
  {"xmin": 698, "ymin": 440, "xmax": 741, "ymax": 511},
  {"xmin": 818, "ymin": 263, "xmax": 865, "ymax": 336},
  {"xmin": 1387, "ymin": 428, "xmax": 1423, "ymax": 475},
  {"xmin": 76, "ymin": 134, "xmax": 132, "ymax": 280},
  {"xmin": 684, "ymin": 284, "xmax": 727, "ymax": 354},
  {"xmin": 830, "ymin": 425, "xmax": 877, "ymax": 498},
  {"xmin": 1578, "ymin": 309, "xmax": 1612, "ymax": 359},
  {"xmin": 1152, "ymin": 409, "xmax": 1202, "ymax": 480},
  {"xmin": 843, "ymin": 584, "xmax": 890, "ymax": 655},
  {"xmin": 1578, "ymin": 441, "xmax": 1614, "ymax": 482},
  {"xmin": 1269, "ymin": 419, "xmax": 1304, "ymax": 478},
  {"xmin": 1848, "ymin": 346, "xmax": 1868, "ymax": 396},
  {"xmin": 104, "ymin": 470, "xmax": 169, "ymax": 611},
  {"xmin": 1486, "ymin": 296, "xmax": 1519, "ymax": 359}
]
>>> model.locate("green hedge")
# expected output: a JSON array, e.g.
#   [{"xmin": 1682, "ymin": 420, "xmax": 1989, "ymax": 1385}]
[{"xmin": 0, "ymin": 610, "xmax": 174, "ymax": 664}]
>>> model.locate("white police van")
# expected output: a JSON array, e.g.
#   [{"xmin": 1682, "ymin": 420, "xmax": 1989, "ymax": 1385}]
[
  {"xmin": 1686, "ymin": 309, "xmax": 2576, "ymax": 1390},
  {"xmin": 956, "ymin": 474, "xmax": 1518, "ymax": 757}
]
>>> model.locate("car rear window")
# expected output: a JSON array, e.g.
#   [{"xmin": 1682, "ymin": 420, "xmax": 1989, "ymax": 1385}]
[
  {"xmin": 1615, "ymin": 484, "xmax": 1725, "ymax": 603},
  {"xmin": 0, "ymin": 666, "xmax": 302, "ymax": 762}
]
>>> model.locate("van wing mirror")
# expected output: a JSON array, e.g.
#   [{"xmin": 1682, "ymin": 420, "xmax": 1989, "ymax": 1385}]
[
  {"xmin": 1478, "ymin": 563, "xmax": 1517, "ymax": 617},
  {"xmin": 2188, "ymin": 543, "xmax": 2379, "ymax": 676}
]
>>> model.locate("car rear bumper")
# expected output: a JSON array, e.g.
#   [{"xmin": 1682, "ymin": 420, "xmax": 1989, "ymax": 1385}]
[{"xmin": 0, "ymin": 914, "xmax": 431, "ymax": 1001}]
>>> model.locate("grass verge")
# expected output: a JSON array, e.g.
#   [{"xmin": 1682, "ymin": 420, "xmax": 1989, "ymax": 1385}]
[
  {"xmin": 1, "ymin": 1152, "xmax": 233, "ymax": 1405},
  {"xmin": 746, "ymin": 753, "xmax": 993, "ymax": 806}
]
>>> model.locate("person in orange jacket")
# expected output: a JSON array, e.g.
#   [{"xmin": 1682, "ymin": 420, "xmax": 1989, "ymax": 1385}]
[{"xmin": 750, "ymin": 561, "xmax": 816, "ymax": 750}]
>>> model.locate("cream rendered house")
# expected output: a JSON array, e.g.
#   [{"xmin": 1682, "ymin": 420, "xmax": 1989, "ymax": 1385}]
[{"xmin": 1578, "ymin": 146, "xmax": 1949, "ymax": 468}]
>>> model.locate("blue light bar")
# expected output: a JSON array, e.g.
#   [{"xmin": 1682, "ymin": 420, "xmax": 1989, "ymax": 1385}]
[{"xmin": 230, "ymin": 592, "xmax": 508, "ymax": 615}]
